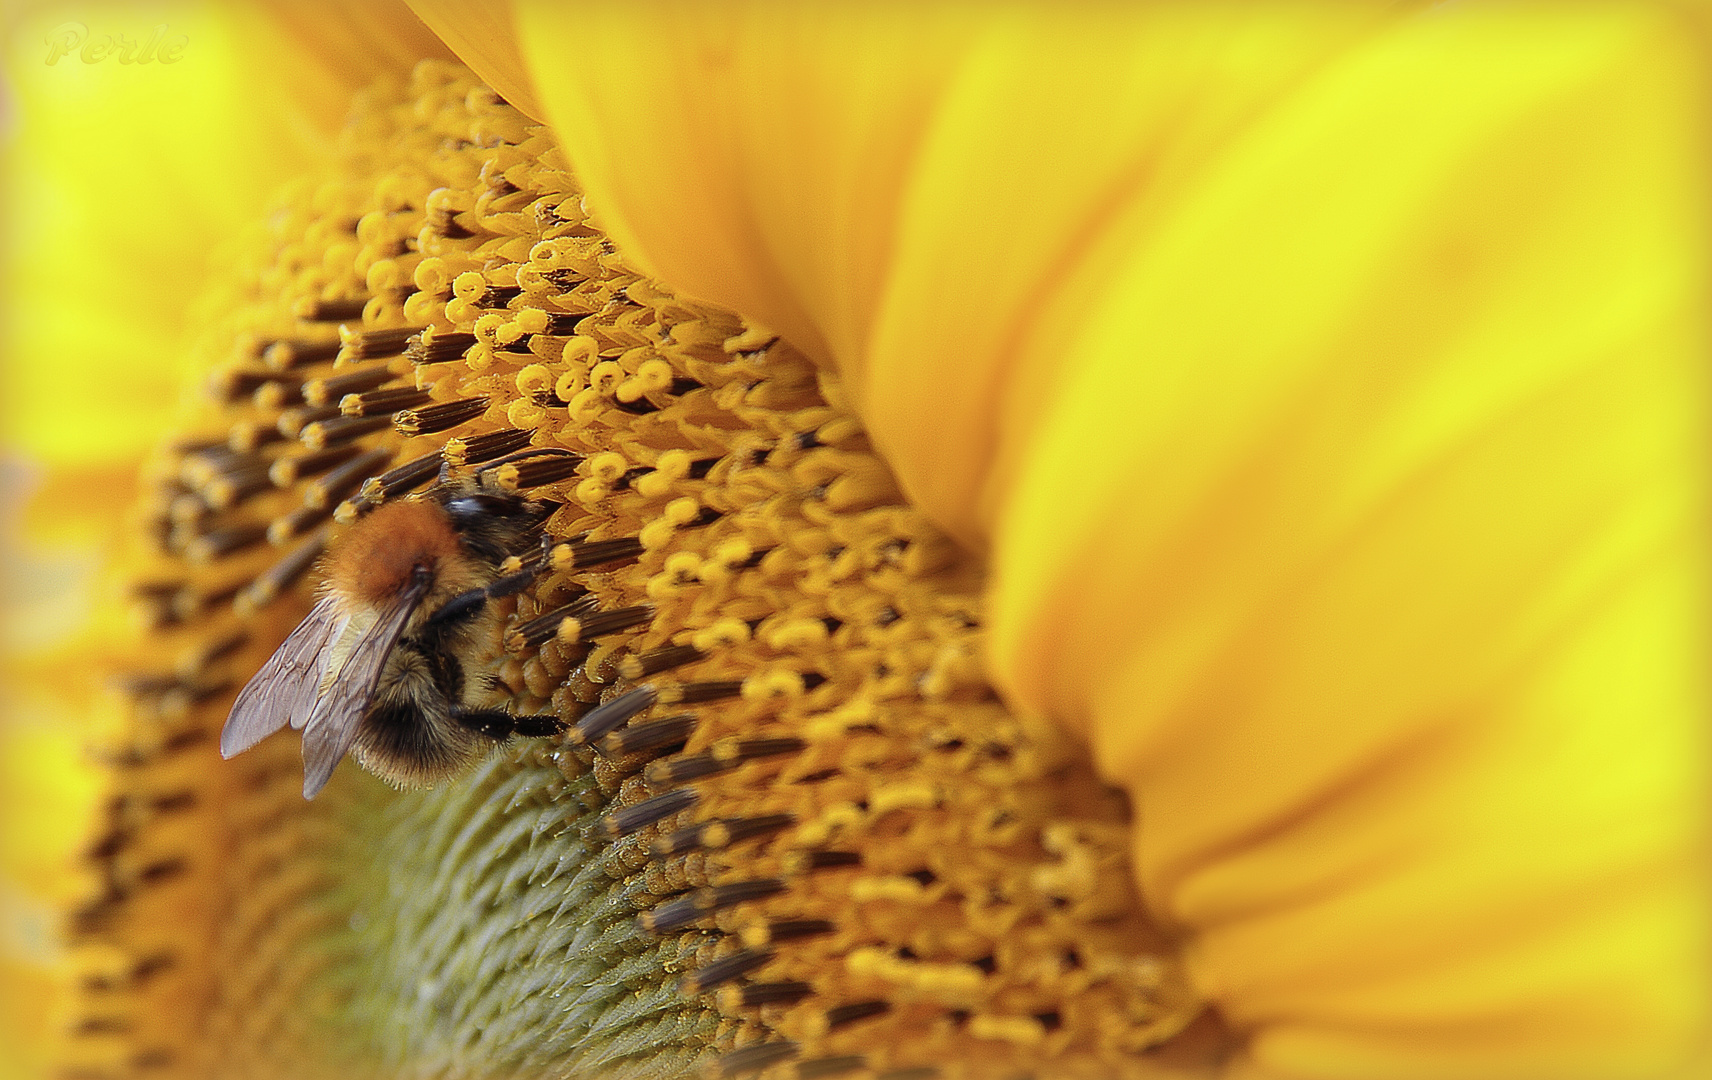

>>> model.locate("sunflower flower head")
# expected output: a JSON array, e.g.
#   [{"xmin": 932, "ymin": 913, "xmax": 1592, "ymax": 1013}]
[{"xmin": 57, "ymin": 61, "xmax": 1222, "ymax": 1080}]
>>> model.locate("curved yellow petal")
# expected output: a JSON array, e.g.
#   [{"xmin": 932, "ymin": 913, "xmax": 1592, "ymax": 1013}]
[
  {"xmin": 405, "ymin": 0, "xmax": 541, "ymax": 120},
  {"xmin": 516, "ymin": 2, "xmax": 1712, "ymax": 1075}
]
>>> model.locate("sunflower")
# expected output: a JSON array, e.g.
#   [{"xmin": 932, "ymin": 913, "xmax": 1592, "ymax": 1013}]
[{"xmin": 4, "ymin": 3, "xmax": 1710, "ymax": 1079}]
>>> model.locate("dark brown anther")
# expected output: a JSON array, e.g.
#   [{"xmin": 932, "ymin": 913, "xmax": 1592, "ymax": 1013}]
[
  {"xmin": 303, "ymin": 364, "xmax": 396, "ymax": 407},
  {"xmin": 795, "ymin": 1057, "xmax": 867, "ymax": 1080},
  {"xmin": 824, "ymin": 1001, "xmax": 889, "ymax": 1029},
  {"xmin": 601, "ymin": 713, "xmax": 696, "ymax": 757},
  {"xmin": 618, "ymin": 644, "xmax": 706, "ymax": 680},
  {"xmin": 168, "ymin": 436, "xmax": 227, "ymax": 455},
  {"xmin": 303, "ymin": 447, "xmax": 394, "ymax": 510},
  {"xmin": 262, "ymin": 338, "xmax": 340, "ymax": 371},
  {"xmin": 300, "ymin": 414, "xmax": 393, "ymax": 451},
  {"xmin": 70, "ymin": 1016, "xmax": 133, "ymax": 1037},
  {"xmin": 639, "ymin": 879, "xmax": 785, "ymax": 934},
  {"xmin": 266, "ymin": 503, "xmax": 334, "ymax": 546},
  {"xmin": 130, "ymin": 1047, "xmax": 175, "ymax": 1071},
  {"xmin": 276, "ymin": 405, "xmax": 340, "ymax": 438},
  {"xmin": 294, "ymin": 296, "xmax": 369, "ymax": 321},
  {"xmin": 268, "ymin": 444, "xmax": 362, "ymax": 487},
  {"xmin": 427, "ymin": 209, "xmax": 474, "ymax": 239},
  {"xmin": 508, "ymin": 593, "xmax": 600, "ymax": 651},
  {"xmin": 170, "ymin": 577, "xmax": 246, "ymax": 621},
  {"xmin": 531, "ymin": 310, "xmax": 582, "ymax": 335},
  {"xmin": 647, "ymin": 738, "xmax": 804, "ymax": 787},
  {"xmin": 795, "ymin": 850, "xmax": 861, "ymax": 873},
  {"xmin": 717, "ymin": 737, "xmax": 808, "ymax": 765},
  {"xmin": 551, "ymin": 536, "xmax": 644, "ymax": 573},
  {"xmin": 134, "ymin": 857, "xmax": 188, "ymax": 886},
  {"xmin": 684, "ymin": 456, "xmax": 721, "ymax": 480},
  {"xmin": 760, "ymin": 919, "xmax": 835, "ymax": 944},
  {"xmin": 404, "ymin": 329, "xmax": 478, "ymax": 365},
  {"xmin": 564, "ymin": 604, "xmax": 654, "ymax": 643},
  {"xmin": 256, "ymin": 378, "xmax": 305, "ymax": 410},
  {"xmin": 393, "ymin": 396, "xmax": 488, "ymax": 435},
  {"xmin": 207, "ymin": 366, "xmax": 291, "ymax": 403},
  {"xmin": 681, "ymin": 948, "xmax": 773, "ymax": 995},
  {"xmin": 359, "ymin": 451, "xmax": 443, "ymax": 502},
  {"xmin": 659, "ymin": 680, "xmax": 744, "ymax": 706},
  {"xmin": 696, "ymin": 813, "xmax": 795, "ymax": 851},
  {"xmin": 176, "ymin": 444, "xmax": 246, "ymax": 487},
  {"xmin": 735, "ymin": 982, "xmax": 813, "ymax": 1008},
  {"xmin": 111, "ymin": 672, "xmax": 186, "ymax": 699},
  {"xmin": 486, "ymin": 451, "xmax": 585, "ymax": 491},
  {"xmin": 337, "ymin": 325, "xmax": 419, "ymax": 362},
  {"xmin": 228, "ymin": 422, "xmax": 286, "ymax": 453},
  {"xmin": 186, "ymin": 521, "xmax": 268, "ymax": 564},
  {"xmin": 82, "ymin": 952, "xmax": 176, "ymax": 995},
  {"xmin": 175, "ymin": 629, "xmax": 249, "ymax": 679},
  {"xmin": 645, "ymin": 755, "xmax": 724, "ymax": 786},
  {"xmin": 570, "ymin": 685, "xmax": 658, "ymax": 747},
  {"xmin": 129, "ymin": 579, "xmax": 184, "ymax": 602},
  {"xmin": 239, "ymin": 528, "xmax": 327, "ymax": 612},
  {"xmin": 718, "ymin": 1042, "xmax": 799, "ymax": 1078},
  {"xmin": 601, "ymin": 788, "xmax": 697, "ymax": 838},
  {"xmin": 340, "ymin": 385, "xmax": 432, "ymax": 418},
  {"xmin": 256, "ymin": 379, "xmax": 307, "ymax": 411},
  {"xmin": 652, "ymin": 824, "xmax": 705, "ymax": 856},
  {"xmin": 682, "ymin": 506, "xmax": 724, "ymax": 530},
  {"xmin": 443, "ymin": 427, "xmax": 532, "ymax": 466},
  {"xmin": 202, "ymin": 464, "xmax": 274, "ymax": 510}
]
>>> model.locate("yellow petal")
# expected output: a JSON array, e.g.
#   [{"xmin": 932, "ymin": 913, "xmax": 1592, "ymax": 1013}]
[
  {"xmin": 516, "ymin": 2, "xmax": 1712, "ymax": 1075},
  {"xmin": 405, "ymin": 0, "xmax": 541, "ymax": 120},
  {"xmin": 0, "ymin": 0, "xmax": 443, "ymax": 471}
]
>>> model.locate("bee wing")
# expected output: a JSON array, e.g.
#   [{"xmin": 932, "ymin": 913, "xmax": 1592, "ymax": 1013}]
[
  {"xmin": 221, "ymin": 597, "xmax": 349, "ymax": 760},
  {"xmin": 299, "ymin": 572, "xmax": 431, "ymax": 799}
]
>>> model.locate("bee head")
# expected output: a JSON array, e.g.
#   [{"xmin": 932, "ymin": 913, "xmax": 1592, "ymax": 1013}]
[
  {"xmin": 324, "ymin": 498, "xmax": 465, "ymax": 604},
  {"xmin": 438, "ymin": 481, "xmax": 558, "ymax": 564}
]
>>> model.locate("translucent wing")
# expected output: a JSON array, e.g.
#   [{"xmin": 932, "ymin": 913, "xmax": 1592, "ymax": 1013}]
[
  {"xmin": 221, "ymin": 597, "xmax": 348, "ymax": 760},
  {"xmin": 300, "ymin": 572, "xmax": 430, "ymax": 799}
]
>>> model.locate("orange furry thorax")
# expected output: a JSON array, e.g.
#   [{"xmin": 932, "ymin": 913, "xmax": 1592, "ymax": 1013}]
[{"xmin": 324, "ymin": 499, "xmax": 465, "ymax": 605}]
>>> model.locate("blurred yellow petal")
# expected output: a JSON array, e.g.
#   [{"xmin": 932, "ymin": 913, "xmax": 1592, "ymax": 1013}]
[
  {"xmin": 0, "ymin": 0, "xmax": 446, "ymax": 472},
  {"xmin": 0, "ymin": 6, "xmax": 443, "ymax": 1077},
  {"xmin": 517, "ymin": 2, "xmax": 1712, "ymax": 1076}
]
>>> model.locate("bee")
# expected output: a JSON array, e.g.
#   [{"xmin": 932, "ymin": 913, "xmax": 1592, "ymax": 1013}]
[{"xmin": 220, "ymin": 452, "xmax": 573, "ymax": 799}]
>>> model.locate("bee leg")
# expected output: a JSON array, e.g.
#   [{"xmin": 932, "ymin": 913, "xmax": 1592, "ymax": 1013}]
[
  {"xmin": 509, "ymin": 713, "xmax": 566, "ymax": 738},
  {"xmin": 452, "ymin": 707, "xmax": 565, "ymax": 741},
  {"xmin": 425, "ymin": 562, "xmax": 544, "ymax": 627}
]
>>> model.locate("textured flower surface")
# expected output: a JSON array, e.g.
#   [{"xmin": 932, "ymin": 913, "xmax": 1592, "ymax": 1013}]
[{"xmin": 4, "ymin": 3, "xmax": 1712, "ymax": 1080}]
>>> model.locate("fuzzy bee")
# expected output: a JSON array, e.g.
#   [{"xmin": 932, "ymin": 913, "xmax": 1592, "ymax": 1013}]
[{"xmin": 221, "ymin": 451, "xmax": 575, "ymax": 799}]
